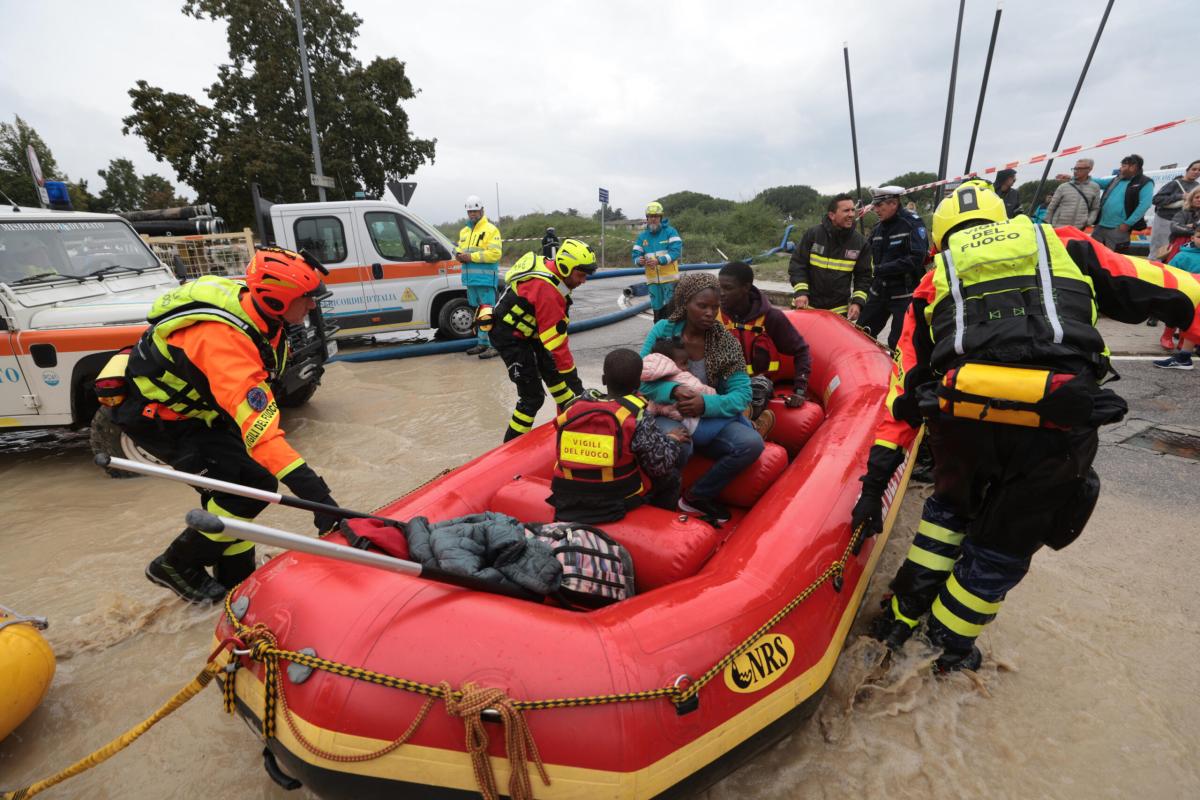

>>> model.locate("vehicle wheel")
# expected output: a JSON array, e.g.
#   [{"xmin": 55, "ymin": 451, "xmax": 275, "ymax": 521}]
[
  {"xmin": 436, "ymin": 297, "xmax": 475, "ymax": 340},
  {"xmin": 276, "ymin": 380, "xmax": 319, "ymax": 408},
  {"xmin": 89, "ymin": 406, "xmax": 164, "ymax": 478}
]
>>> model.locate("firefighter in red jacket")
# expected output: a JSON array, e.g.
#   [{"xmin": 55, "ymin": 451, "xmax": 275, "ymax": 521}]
[
  {"xmin": 851, "ymin": 180, "xmax": 1200, "ymax": 672},
  {"xmin": 113, "ymin": 248, "xmax": 339, "ymax": 603},
  {"xmin": 490, "ymin": 239, "xmax": 598, "ymax": 440}
]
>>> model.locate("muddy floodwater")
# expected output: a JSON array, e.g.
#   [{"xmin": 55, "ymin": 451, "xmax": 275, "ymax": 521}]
[{"xmin": 2, "ymin": 331, "xmax": 1198, "ymax": 798}]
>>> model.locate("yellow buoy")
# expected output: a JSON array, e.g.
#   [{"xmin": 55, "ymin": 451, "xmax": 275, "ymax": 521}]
[{"xmin": 0, "ymin": 606, "xmax": 55, "ymax": 741}]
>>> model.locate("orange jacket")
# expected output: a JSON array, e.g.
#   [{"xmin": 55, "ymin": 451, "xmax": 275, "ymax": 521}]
[{"xmin": 161, "ymin": 294, "xmax": 305, "ymax": 479}]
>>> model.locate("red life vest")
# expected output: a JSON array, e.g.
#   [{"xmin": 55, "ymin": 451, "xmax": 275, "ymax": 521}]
[
  {"xmin": 552, "ymin": 394, "xmax": 647, "ymax": 499},
  {"xmin": 718, "ymin": 310, "xmax": 781, "ymax": 376}
]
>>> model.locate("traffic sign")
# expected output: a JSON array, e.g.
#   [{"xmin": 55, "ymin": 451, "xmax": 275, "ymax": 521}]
[
  {"xmin": 310, "ymin": 173, "xmax": 336, "ymax": 189},
  {"xmin": 598, "ymin": 187, "xmax": 609, "ymax": 204}
]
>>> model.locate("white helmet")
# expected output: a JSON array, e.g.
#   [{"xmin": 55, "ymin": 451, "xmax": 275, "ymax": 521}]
[{"xmin": 464, "ymin": 195, "xmax": 484, "ymax": 212}]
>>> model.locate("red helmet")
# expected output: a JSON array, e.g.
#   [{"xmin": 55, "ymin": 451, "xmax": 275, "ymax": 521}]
[{"xmin": 245, "ymin": 247, "xmax": 328, "ymax": 316}]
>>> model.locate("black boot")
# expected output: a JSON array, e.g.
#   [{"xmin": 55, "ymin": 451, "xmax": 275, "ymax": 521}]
[
  {"xmin": 215, "ymin": 548, "xmax": 256, "ymax": 588},
  {"xmin": 867, "ymin": 595, "xmax": 918, "ymax": 651},
  {"xmin": 145, "ymin": 527, "xmax": 227, "ymax": 604},
  {"xmin": 934, "ymin": 645, "xmax": 983, "ymax": 674}
]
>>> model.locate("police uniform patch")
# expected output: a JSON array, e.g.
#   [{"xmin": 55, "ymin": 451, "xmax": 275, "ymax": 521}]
[{"xmin": 247, "ymin": 387, "xmax": 269, "ymax": 412}]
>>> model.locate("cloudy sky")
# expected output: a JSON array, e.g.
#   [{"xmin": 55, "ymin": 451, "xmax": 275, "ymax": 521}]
[{"xmin": 1, "ymin": 0, "xmax": 1196, "ymax": 225}]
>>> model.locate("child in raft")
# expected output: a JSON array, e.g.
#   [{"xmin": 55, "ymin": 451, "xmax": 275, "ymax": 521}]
[
  {"xmin": 549, "ymin": 348, "xmax": 688, "ymax": 524},
  {"xmin": 640, "ymin": 338, "xmax": 716, "ymax": 433}
]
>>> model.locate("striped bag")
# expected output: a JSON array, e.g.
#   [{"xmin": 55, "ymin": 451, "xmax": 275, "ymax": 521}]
[{"xmin": 527, "ymin": 522, "xmax": 636, "ymax": 608}]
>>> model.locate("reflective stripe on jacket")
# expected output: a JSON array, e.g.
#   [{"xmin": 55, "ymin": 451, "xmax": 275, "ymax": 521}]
[
  {"xmin": 717, "ymin": 309, "xmax": 781, "ymax": 375},
  {"xmin": 457, "ymin": 215, "xmax": 503, "ymax": 286},
  {"xmin": 631, "ymin": 220, "xmax": 683, "ymax": 284}
]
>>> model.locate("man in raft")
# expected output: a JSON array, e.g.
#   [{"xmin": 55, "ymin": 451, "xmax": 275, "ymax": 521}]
[
  {"xmin": 490, "ymin": 238, "xmax": 598, "ymax": 441},
  {"xmin": 109, "ymin": 248, "xmax": 340, "ymax": 603},
  {"xmin": 850, "ymin": 180, "xmax": 1200, "ymax": 672}
]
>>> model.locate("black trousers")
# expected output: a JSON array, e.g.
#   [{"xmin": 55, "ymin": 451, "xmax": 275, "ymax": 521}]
[
  {"xmin": 859, "ymin": 285, "xmax": 912, "ymax": 351},
  {"xmin": 116, "ymin": 409, "xmax": 275, "ymax": 584},
  {"xmin": 889, "ymin": 416, "xmax": 1099, "ymax": 654},
  {"xmin": 493, "ymin": 337, "xmax": 582, "ymax": 441}
]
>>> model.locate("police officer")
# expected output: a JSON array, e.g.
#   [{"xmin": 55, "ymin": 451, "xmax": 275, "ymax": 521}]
[
  {"xmin": 114, "ymin": 248, "xmax": 339, "ymax": 603},
  {"xmin": 491, "ymin": 239, "xmax": 598, "ymax": 440},
  {"xmin": 850, "ymin": 181, "xmax": 1200, "ymax": 672},
  {"xmin": 860, "ymin": 185, "xmax": 928, "ymax": 349},
  {"xmin": 456, "ymin": 195, "xmax": 504, "ymax": 359},
  {"xmin": 632, "ymin": 202, "xmax": 684, "ymax": 321}
]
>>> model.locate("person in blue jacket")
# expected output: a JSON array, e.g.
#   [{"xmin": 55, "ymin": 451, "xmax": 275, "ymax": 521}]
[
  {"xmin": 1153, "ymin": 229, "xmax": 1200, "ymax": 370},
  {"xmin": 632, "ymin": 201, "xmax": 684, "ymax": 321},
  {"xmin": 1092, "ymin": 154, "xmax": 1154, "ymax": 254},
  {"xmin": 639, "ymin": 272, "xmax": 764, "ymax": 523}
]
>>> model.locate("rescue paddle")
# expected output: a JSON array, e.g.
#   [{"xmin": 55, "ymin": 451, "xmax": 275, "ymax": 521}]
[
  {"xmin": 185, "ymin": 509, "xmax": 533, "ymax": 600},
  {"xmin": 95, "ymin": 454, "xmax": 403, "ymax": 528}
]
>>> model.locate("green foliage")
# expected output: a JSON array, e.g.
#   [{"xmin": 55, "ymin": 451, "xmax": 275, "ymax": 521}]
[
  {"xmin": 97, "ymin": 158, "xmax": 142, "ymax": 212},
  {"xmin": 591, "ymin": 206, "xmax": 625, "ymax": 221},
  {"xmin": 0, "ymin": 115, "xmax": 61, "ymax": 207},
  {"xmin": 141, "ymin": 174, "xmax": 190, "ymax": 208},
  {"xmin": 657, "ymin": 190, "xmax": 735, "ymax": 216},
  {"xmin": 1017, "ymin": 179, "xmax": 1053, "ymax": 212},
  {"xmin": 123, "ymin": 0, "xmax": 435, "ymax": 230},
  {"xmin": 754, "ymin": 184, "xmax": 822, "ymax": 219}
]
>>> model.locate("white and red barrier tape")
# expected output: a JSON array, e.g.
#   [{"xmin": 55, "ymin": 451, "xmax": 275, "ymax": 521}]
[{"xmin": 897, "ymin": 115, "xmax": 1199, "ymax": 196}]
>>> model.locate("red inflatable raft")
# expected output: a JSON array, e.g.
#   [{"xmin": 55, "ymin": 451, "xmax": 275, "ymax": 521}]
[{"xmin": 214, "ymin": 310, "xmax": 918, "ymax": 799}]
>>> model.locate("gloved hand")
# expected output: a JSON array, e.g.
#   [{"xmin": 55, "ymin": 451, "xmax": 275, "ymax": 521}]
[
  {"xmin": 850, "ymin": 443, "xmax": 906, "ymax": 555},
  {"xmin": 282, "ymin": 465, "xmax": 339, "ymax": 534},
  {"xmin": 784, "ymin": 393, "xmax": 805, "ymax": 408}
]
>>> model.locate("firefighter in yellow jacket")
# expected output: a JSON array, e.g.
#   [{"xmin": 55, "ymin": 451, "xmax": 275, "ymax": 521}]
[
  {"xmin": 850, "ymin": 181, "xmax": 1200, "ymax": 672},
  {"xmin": 112, "ymin": 248, "xmax": 340, "ymax": 603}
]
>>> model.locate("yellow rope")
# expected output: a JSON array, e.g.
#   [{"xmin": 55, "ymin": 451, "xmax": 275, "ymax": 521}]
[{"xmin": 1, "ymin": 663, "xmax": 220, "ymax": 800}]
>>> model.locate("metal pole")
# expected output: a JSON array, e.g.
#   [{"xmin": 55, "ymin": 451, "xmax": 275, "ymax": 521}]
[
  {"xmin": 937, "ymin": 0, "xmax": 967, "ymax": 183},
  {"xmin": 843, "ymin": 43, "xmax": 865, "ymax": 233},
  {"xmin": 495, "ymin": 182, "xmax": 500, "ymax": 220},
  {"xmin": 1027, "ymin": 0, "xmax": 1115, "ymax": 214},
  {"xmin": 965, "ymin": 2, "xmax": 1004, "ymax": 173},
  {"xmin": 601, "ymin": 202, "xmax": 607, "ymax": 268},
  {"xmin": 292, "ymin": 0, "xmax": 326, "ymax": 202}
]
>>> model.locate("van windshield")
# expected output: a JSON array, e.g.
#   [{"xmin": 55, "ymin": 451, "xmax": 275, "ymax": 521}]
[{"xmin": 0, "ymin": 220, "xmax": 159, "ymax": 284}]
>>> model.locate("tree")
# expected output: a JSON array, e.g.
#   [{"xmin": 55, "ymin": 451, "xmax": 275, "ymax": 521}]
[
  {"xmin": 140, "ymin": 174, "xmax": 189, "ymax": 208},
  {"xmin": 97, "ymin": 158, "xmax": 143, "ymax": 212},
  {"xmin": 754, "ymin": 185, "xmax": 821, "ymax": 218},
  {"xmin": 657, "ymin": 191, "xmax": 735, "ymax": 216},
  {"xmin": 123, "ymin": 0, "xmax": 436, "ymax": 230},
  {"xmin": 0, "ymin": 115, "xmax": 61, "ymax": 207},
  {"xmin": 592, "ymin": 206, "xmax": 625, "ymax": 221}
]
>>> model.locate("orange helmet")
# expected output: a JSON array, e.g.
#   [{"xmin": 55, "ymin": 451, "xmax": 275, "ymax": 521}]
[{"xmin": 245, "ymin": 246, "xmax": 328, "ymax": 316}]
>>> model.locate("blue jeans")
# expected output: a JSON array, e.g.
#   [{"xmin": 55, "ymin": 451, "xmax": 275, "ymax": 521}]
[
  {"xmin": 466, "ymin": 284, "xmax": 497, "ymax": 345},
  {"xmin": 653, "ymin": 415, "xmax": 763, "ymax": 499}
]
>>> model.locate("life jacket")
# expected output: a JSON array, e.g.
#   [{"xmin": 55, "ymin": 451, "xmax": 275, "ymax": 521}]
[
  {"xmin": 551, "ymin": 394, "xmax": 647, "ymax": 500},
  {"xmin": 495, "ymin": 252, "xmax": 570, "ymax": 340},
  {"xmin": 126, "ymin": 275, "xmax": 287, "ymax": 424},
  {"xmin": 717, "ymin": 309, "xmax": 781, "ymax": 376},
  {"xmin": 926, "ymin": 216, "xmax": 1108, "ymax": 377}
]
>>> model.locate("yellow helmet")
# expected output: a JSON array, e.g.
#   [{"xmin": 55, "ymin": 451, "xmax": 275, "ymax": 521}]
[
  {"xmin": 931, "ymin": 181, "xmax": 1008, "ymax": 250},
  {"xmin": 645, "ymin": 201, "xmax": 664, "ymax": 216},
  {"xmin": 554, "ymin": 238, "xmax": 597, "ymax": 276},
  {"xmin": 474, "ymin": 304, "xmax": 494, "ymax": 333}
]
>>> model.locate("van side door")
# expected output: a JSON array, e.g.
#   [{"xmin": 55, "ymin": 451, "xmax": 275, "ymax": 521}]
[
  {"xmin": 286, "ymin": 210, "xmax": 369, "ymax": 336},
  {"xmin": 357, "ymin": 209, "xmax": 448, "ymax": 332}
]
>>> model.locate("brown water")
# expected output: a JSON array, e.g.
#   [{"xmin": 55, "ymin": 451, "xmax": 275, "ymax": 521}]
[{"xmin": 1, "ymin": 353, "xmax": 1197, "ymax": 798}]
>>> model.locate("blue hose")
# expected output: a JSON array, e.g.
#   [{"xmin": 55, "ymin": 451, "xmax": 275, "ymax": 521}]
[{"xmin": 330, "ymin": 300, "xmax": 652, "ymax": 363}]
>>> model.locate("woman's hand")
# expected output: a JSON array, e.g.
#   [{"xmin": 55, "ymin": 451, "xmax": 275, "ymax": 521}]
[{"xmin": 673, "ymin": 387, "xmax": 706, "ymax": 417}]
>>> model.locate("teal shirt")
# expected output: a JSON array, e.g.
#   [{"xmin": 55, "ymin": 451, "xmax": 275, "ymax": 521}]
[
  {"xmin": 1095, "ymin": 175, "xmax": 1154, "ymax": 229},
  {"xmin": 638, "ymin": 319, "xmax": 751, "ymax": 417}
]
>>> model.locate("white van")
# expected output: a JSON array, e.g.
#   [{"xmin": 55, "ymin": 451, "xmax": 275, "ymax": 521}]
[{"xmin": 260, "ymin": 197, "xmax": 473, "ymax": 340}]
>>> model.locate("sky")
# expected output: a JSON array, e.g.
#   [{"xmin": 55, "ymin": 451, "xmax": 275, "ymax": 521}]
[{"xmin": 1, "ymin": 0, "xmax": 1197, "ymax": 226}]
